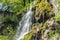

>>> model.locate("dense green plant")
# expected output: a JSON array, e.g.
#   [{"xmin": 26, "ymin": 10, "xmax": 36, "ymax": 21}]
[
  {"xmin": 56, "ymin": 14, "xmax": 60, "ymax": 22},
  {"xmin": 21, "ymin": 33, "xmax": 33, "ymax": 40},
  {"xmin": 0, "ymin": 35, "xmax": 8, "ymax": 40},
  {"xmin": 48, "ymin": 31, "xmax": 58, "ymax": 38}
]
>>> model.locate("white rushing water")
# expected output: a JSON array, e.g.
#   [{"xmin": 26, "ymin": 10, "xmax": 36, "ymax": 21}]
[
  {"xmin": 14, "ymin": 6, "xmax": 33, "ymax": 40},
  {"xmin": 14, "ymin": 0, "xmax": 36, "ymax": 40}
]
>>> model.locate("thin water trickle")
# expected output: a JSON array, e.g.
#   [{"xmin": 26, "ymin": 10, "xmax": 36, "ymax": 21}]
[{"xmin": 50, "ymin": 0, "xmax": 58, "ymax": 16}]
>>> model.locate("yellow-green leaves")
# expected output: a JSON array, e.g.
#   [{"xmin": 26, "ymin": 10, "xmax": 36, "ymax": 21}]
[
  {"xmin": 56, "ymin": 14, "xmax": 60, "ymax": 22},
  {"xmin": 39, "ymin": 2, "xmax": 45, "ymax": 10},
  {"xmin": 39, "ymin": 1, "xmax": 53, "ymax": 11}
]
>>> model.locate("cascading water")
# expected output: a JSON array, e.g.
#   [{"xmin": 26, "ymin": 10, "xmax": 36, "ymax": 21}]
[
  {"xmin": 14, "ymin": 6, "xmax": 33, "ymax": 40},
  {"xmin": 13, "ymin": 0, "xmax": 37, "ymax": 40}
]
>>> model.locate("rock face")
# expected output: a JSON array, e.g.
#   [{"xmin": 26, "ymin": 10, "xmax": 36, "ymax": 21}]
[
  {"xmin": 30, "ymin": 18, "xmax": 60, "ymax": 40},
  {"xmin": 21, "ymin": 17, "xmax": 60, "ymax": 40},
  {"xmin": 34, "ymin": 0, "xmax": 54, "ymax": 23},
  {"xmin": 21, "ymin": 0, "xmax": 60, "ymax": 40}
]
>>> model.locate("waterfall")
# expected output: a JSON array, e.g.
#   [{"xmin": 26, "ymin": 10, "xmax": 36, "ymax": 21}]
[
  {"xmin": 14, "ymin": 0, "xmax": 36, "ymax": 40},
  {"xmin": 14, "ymin": 6, "xmax": 33, "ymax": 40}
]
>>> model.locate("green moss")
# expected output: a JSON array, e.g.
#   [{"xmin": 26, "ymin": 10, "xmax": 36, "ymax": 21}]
[
  {"xmin": 56, "ymin": 14, "xmax": 60, "ymax": 22},
  {"xmin": 0, "ymin": 34, "xmax": 14, "ymax": 40},
  {"xmin": 42, "ymin": 22, "xmax": 47, "ymax": 31},
  {"xmin": 1, "ymin": 24, "xmax": 15, "ymax": 40},
  {"xmin": 48, "ymin": 32, "xmax": 59, "ymax": 38},
  {"xmin": 21, "ymin": 33, "xmax": 33, "ymax": 40},
  {"xmin": 48, "ymin": 29, "xmax": 60, "ymax": 38},
  {"xmin": 0, "ymin": 35, "xmax": 8, "ymax": 40}
]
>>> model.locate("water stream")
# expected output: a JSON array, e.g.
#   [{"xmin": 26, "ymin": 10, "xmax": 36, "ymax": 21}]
[
  {"xmin": 14, "ymin": 0, "xmax": 37, "ymax": 40},
  {"xmin": 14, "ymin": 6, "xmax": 33, "ymax": 40}
]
